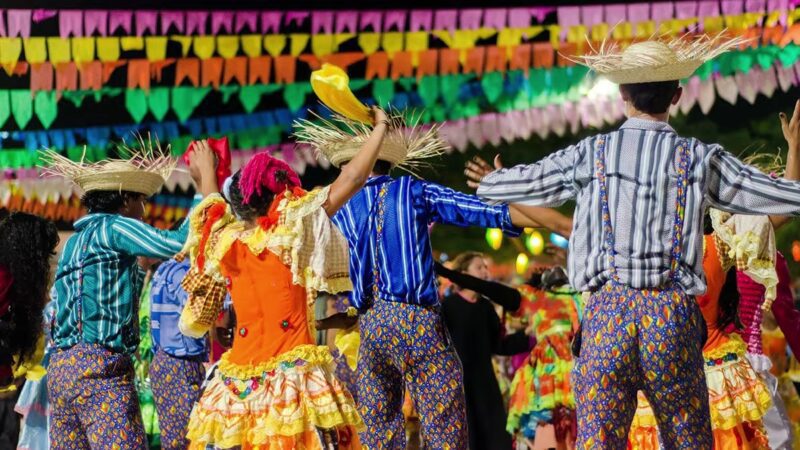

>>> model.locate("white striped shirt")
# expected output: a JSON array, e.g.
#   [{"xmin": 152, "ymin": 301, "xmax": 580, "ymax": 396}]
[{"xmin": 478, "ymin": 118, "xmax": 800, "ymax": 295}]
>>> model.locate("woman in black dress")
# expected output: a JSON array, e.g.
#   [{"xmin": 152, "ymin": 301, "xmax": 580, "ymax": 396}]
[{"xmin": 437, "ymin": 252, "xmax": 532, "ymax": 450}]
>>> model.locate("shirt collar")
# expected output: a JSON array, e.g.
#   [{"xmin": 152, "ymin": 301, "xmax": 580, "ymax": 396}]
[
  {"xmin": 619, "ymin": 117, "xmax": 676, "ymax": 133},
  {"xmin": 366, "ymin": 175, "xmax": 393, "ymax": 186},
  {"xmin": 73, "ymin": 213, "xmax": 113, "ymax": 230}
]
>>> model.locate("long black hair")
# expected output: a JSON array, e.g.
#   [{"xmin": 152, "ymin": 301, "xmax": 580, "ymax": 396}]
[
  {"xmin": 227, "ymin": 169, "xmax": 278, "ymax": 222},
  {"xmin": 0, "ymin": 213, "xmax": 59, "ymax": 361}
]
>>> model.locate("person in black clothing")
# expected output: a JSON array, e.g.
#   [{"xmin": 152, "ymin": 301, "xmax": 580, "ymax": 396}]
[{"xmin": 437, "ymin": 252, "xmax": 532, "ymax": 450}]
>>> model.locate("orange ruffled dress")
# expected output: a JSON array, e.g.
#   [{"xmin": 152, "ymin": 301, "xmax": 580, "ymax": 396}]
[
  {"xmin": 629, "ymin": 235, "xmax": 772, "ymax": 450},
  {"xmin": 179, "ymin": 190, "xmax": 363, "ymax": 449}
]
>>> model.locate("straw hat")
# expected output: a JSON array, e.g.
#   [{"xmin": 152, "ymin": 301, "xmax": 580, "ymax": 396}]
[
  {"xmin": 579, "ymin": 32, "xmax": 746, "ymax": 84},
  {"xmin": 293, "ymin": 111, "xmax": 448, "ymax": 175},
  {"xmin": 40, "ymin": 135, "xmax": 175, "ymax": 196}
]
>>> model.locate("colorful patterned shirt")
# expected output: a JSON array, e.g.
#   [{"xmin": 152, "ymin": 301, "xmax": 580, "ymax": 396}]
[
  {"xmin": 478, "ymin": 118, "xmax": 800, "ymax": 295},
  {"xmin": 332, "ymin": 175, "xmax": 519, "ymax": 310},
  {"xmin": 53, "ymin": 201, "xmax": 197, "ymax": 355}
]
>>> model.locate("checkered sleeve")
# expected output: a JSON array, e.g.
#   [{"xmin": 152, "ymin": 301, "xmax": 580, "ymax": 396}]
[{"xmin": 178, "ymin": 267, "xmax": 227, "ymax": 338}]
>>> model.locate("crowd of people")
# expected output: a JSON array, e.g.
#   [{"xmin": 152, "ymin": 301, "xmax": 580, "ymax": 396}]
[{"xmin": 2, "ymin": 32, "xmax": 800, "ymax": 450}]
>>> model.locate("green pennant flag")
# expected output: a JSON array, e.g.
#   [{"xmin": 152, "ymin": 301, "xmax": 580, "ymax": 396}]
[
  {"xmin": 10, "ymin": 90, "xmax": 33, "ymax": 129},
  {"xmin": 172, "ymin": 87, "xmax": 211, "ymax": 123},
  {"xmin": 283, "ymin": 82, "xmax": 311, "ymax": 112},
  {"xmin": 481, "ymin": 71, "xmax": 504, "ymax": 104},
  {"xmin": 219, "ymin": 85, "xmax": 239, "ymax": 104},
  {"xmin": 440, "ymin": 75, "xmax": 463, "ymax": 107},
  {"xmin": 147, "ymin": 88, "xmax": 170, "ymax": 122},
  {"xmin": 397, "ymin": 77, "xmax": 415, "ymax": 92},
  {"xmin": 62, "ymin": 90, "xmax": 89, "ymax": 108},
  {"xmin": 0, "ymin": 91, "xmax": 9, "ymax": 129},
  {"xmin": 778, "ymin": 44, "xmax": 800, "ymax": 68},
  {"xmin": 125, "ymin": 89, "xmax": 148, "ymax": 123},
  {"xmin": 417, "ymin": 76, "xmax": 440, "ymax": 107},
  {"xmin": 372, "ymin": 79, "xmax": 394, "ymax": 107},
  {"xmin": 34, "ymin": 91, "xmax": 58, "ymax": 129}
]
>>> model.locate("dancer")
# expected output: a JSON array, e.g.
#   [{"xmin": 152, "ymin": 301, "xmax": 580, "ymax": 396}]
[
  {"xmin": 469, "ymin": 33, "xmax": 800, "ymax": 448},
  {"xmin": 42, "ymin": 139, "xmax": 218, "ymax": 449},
  {"xmin": 436, "ymin": 252, "xmax": 530, "ymax": 450},
  {"xmin": 0, "ymin": 213, "xmax": 59, "ymax": 448},
  {"xmin": 179, "ymin": 106, "xmax": 389, "ymax": 448}
]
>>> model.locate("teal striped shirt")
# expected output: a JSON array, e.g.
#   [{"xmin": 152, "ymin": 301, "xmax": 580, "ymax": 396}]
[{"xmin": 53, "ymin": 201, "xmax": 197, "ymax": 354}]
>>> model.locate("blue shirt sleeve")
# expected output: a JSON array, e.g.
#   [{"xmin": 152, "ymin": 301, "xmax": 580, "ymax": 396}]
[
  {"xmin": 108, "ymin": 196, "xmax": 200, "ymax": 258},
  {"xmin": 418, "ymin": 180, "xmax": 521, "ymax": 236}
]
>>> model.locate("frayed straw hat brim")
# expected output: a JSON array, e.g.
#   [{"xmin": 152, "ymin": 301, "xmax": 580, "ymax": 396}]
[
  {"xmin": 602, "ymin": 59, "xmax": 702, "ymax": 84},
  {"xmin": 73, "ymin": 171, "xmax": 167, "ymax": 196}
]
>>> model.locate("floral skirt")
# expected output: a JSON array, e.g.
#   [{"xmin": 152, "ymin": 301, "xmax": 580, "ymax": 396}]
[{"xmin": 186, "ymin": 344, "xmax": 363, "ymax": 450}]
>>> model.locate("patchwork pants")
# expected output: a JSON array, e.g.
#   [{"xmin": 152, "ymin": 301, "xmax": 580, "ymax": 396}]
[
  {"xmin": 573, "ymin": 283, "xmax": 712, "ymax": 450},
  {"xmin": 357, "ymin": 300, "xmax": 468, "ymax": 449},
  {"xmin": 150, "ymin": 349, "xmax": 206, "ymax": 450},
  {"xmin": 48, "ymin": 344, "xmax": 147, "ymax": 450}
]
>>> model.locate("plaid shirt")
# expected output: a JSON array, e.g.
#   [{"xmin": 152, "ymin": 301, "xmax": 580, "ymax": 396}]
[
  {"xmin": 53, "ymin": 197, "xmax": 199, "ymax": 355},
  {"xmin": 478, "ymin": 118, "xmax": 800, "ymax": 295}
]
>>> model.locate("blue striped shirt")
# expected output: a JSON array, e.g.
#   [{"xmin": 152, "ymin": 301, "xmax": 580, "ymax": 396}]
[
  {"xmin": 332, "ymin": 175, "xmax": 519, "ymax": 310},
  {"xmin": 53, "ymin": 203, "xmax": 196, "ymax": 355},
  {"xmin": 477, "ymin": 118, "xmax": 800, "ymax": 295}
]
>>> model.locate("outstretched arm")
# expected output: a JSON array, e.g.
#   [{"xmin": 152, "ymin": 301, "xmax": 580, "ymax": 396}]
[
  {"xmin": 324, "ymin": 107, "xmax": 388, "ymax": 217},
  {"xmin": 435, "ymin": 261, "xmax": 521, "ymax": 312},
  {"xmin": 770, "ymin": 100, "xmax": 800, "ymax": 229}
]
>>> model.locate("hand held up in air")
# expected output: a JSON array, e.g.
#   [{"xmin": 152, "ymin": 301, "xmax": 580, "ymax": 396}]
[
  {"xmin": 370, "ymin": 106, "xmax": 389, "ymax": 128},
  {"xmin": 188, "ymin": 140, "xmax": 219, "ymax": 197},
  {"xmin": 780, "ymin": 99, "xmax": 800, "ymax": 152},
  {"xmin": 465, "ymin": 155, "xmax": 504, "ymax": 189}
]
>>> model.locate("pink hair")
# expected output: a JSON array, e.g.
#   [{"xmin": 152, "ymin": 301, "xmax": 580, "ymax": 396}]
[{"xmin": 238, "ymin": 153, "xmax": 301, "ymax": 204}]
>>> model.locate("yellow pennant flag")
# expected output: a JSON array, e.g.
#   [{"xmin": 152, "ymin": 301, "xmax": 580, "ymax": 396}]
[
  {"xmin": 497, "ymin": 28, "xmax": 524, "ymax": 48},
  {"xmin": 548, "ymin": 25, "xmax": 561, "ymax": 49},
  {"xmin": 96, "ymin": 37, "xmax": 120, "ymax": 62},
  {"xmin": 145, "ymin": 37, "xmax": 168, "ymax": 61},
  {"xmin": 382, "ymin": 32, "xmax": 404, "ymax": 58},
  {"xmin": 358, "ymin": 32, "xmax": 381, "ymax": 55},
  {"xmin": 46, "ymin": 37, "xmax": 70, "ymax": 66},
  {"xmin": 0, "ymin": 38, "xmax": 21, "ymax": 73},
  {"xmin": 120, "ymin": 37, "xmax": 144, "ymax": 51},
  {"xmin": 217, "ymin": 36, "xmax": 239, "ymax": 59},
  {"xmin": 193, "ymin": 36, "xmax": 215, "ymax": 59},
  {"xmin": 290, "ymin": 34, "xmax": 310, "ymax": 56},
  {"xmin": 335, "ymin": 33, "xmax": 355, "ymax": 46},
  {"xmin": 311, "ymin": 34, "xmax": 336, "ymax": 57},
  {"xmin": 23, "ymin": 38, "xmax": 46, "ymax": 65},
  {"xmin": 264, "ymin": 35, "xmax": 287, "ymax": 57},
  {"xmin": 171, "ymin": 36, "xmax": 193, "ymax": 57},
  {"xmin": 240, "ymin": 35, "xmax": 262, "ymax": 58}
]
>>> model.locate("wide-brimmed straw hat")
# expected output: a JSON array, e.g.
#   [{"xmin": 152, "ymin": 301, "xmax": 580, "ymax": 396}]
[
  {"xmin": 578, "ymin": 32, "xmax": 746, "ymax": 84},
  {"xmin": 293, "ymin": 111, "xmax": 448, "ymax": 175},
  {"xmin": 40, "ymin": 135, "xmax": 175, "ymax": 196}
]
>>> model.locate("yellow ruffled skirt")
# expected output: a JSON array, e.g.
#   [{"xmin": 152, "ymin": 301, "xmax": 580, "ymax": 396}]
[
  {"xmin": 629, "ymin": 335, "xmax": 772, "ymax": 450},
  {"xmin": 187, "ymin": 345, "xmax": 363, "ymax": 449}
]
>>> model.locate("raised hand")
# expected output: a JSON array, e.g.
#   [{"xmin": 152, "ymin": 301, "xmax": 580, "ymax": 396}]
[
  {"xmin": 189, "ymin": 140, "xmax": 219, "ymax": 197},
  {"xmin": 780, "ymin": 99, "xmax": 800, "ymax": 151},
  {"xmin": 465, "ymin": 155, "xmax": 503, "ymax": 189},
  {"xmin": 370, "ymin": 105, "xmax": 389, "ymax": 127}
]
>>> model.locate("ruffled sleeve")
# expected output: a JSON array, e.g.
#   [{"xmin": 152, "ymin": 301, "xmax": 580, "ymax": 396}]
[
  {"xmin": 267, "ymin": 186, "xmax": 352, "ymax": 295},
  {"xmin": 710, "ymin": 209, "xmax": 778, "ymax": 308}
]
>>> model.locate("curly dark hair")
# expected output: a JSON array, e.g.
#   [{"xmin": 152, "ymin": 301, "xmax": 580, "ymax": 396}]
[
  {"xmin": 0, "ymin": 213, "xmax": 59, "ymax": 361},
  {"xmin": 227, "ymin": 170, "xmax": 279, "ymax": 222},
  {"xmin": 82, "ymin": 190, "xmax": 143, "ymax": 214}
]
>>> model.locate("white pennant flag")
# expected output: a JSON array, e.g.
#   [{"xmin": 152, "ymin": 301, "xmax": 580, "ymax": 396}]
[{"xmin": 714, "ymin": 75, "xmax": 739, "ymax": 105}]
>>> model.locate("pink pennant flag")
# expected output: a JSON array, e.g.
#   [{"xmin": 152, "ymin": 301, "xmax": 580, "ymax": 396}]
[
  {"xmin": 441, "ymin": 119, "xmax": 468, "ymax": 152},
  {"xmin": 548, "ymin": 104, "xmax": 566, "ymax": 138},
  {"xmin": 32, "ymin": 9, "xmax": 57, "ymax": 23},
  {"xmin": 60, "ymin": 10, "xmax": 83, "ymax": 38},
  {"xmin": 679, "ymin": 76, "xmax": 700, "ymax": 114},
  {"xmin": 577, "ymin": 98, "xmax": 594, "ymax": 129},
  {"xmin": 626, "ymin": 4, "xmax": 650, "ymax": 25},
  {"xmin": 383, "ymin": 10, "xmax": 406, "ymax": 32},
  {"xmin": 498, "ymin": 112, "xmax": 518, "ymax": 143},
  {"xmin": 759, "ymin": 66, "xmax": 777, "ymax": 98},
  {"xmin": 359, "ymin": 11, "xmax": 382, "ymax": 32},
  {"xmin": 581, "ymin": 5, "xmax": 604, "ymax": 28},
  {"xmin": 483, "ymin": 9, "xmax": 507, "ymax": 29},
  {"xmin": 459, "ymin": 9, "xmax": 483, "ymax": 30},
  {"xmin": 285, "ymin": 11, "xmax": 309, "ymax": 27},
  {"xmin": 409, "ymin": 10, "xmax": 433, "ymax": 32},
  {"xmin": 161, "ymin": 11, "xmax": 185, "ymax": 34},
  {"xmin": 715, "ymin": 74, "xmax": 739, "ymax": 105},
  {"xmin": 651, "ymin": 2, "xmax": 675, "ymax": 26},
  {"xmin": 186, "ymin": 11, "xmax": 208, "ymax": 35},
  {"xmin": 557, "ymin": 6, "xmax": 580, "ymax": 40},
  {"xmin": 508, "ymin": 8, "xmax": 533, "ymax": 28},
  {"xmin": 482, "ymin": 113, "xmax": 501, "ymax": 147},
  {"xmin": 84, "ymin": 10, "xmax": 108, "ymax": 36},
  {"xmin": 530, "ymin": 7, "xmax": 555, "ymax": 23},
  {"xmin": 235, "ymin": 11, "xmax": 258, "ymax": 33},
  {"xmin": 674, "ymin": 2, "xmax": 698, "ymax": 20},
  {"xmin": 311, "ymin": 11, "xmax": 334, "ymax": 34},
  {"xmin": 509, "ymin": 110, "xmax": 530, "ymax": 141},
  {"xmin": 767, "ymin": 0, "xmax": 788, "ymax": 25},
  {"xmin": 745, "ymin": 0, "xmax": 766, "ymax": 12},
  {"xmin": 530, "ymin": 108, "xmax": 549, "ymax": 140},
  {"xmin": 335, "ymin": 11, "xmax": 358, "ymax": 33},
  {"xmin": 604, "ymin": 4, "xmax": 627, "ymax": 26},
  {"xmin": 261, "ymin": 12, "xmax": 282, "ymax": 34},
  {"xmin": 7, "ymin": 10, "xmax": 31, "ymax": 37},
  {"xmin": 562, "ymin": 102, "xmax": 580, "ymax": 135},
  {"xmin": 776, "ymin": 64, "xmax": 795, "ymax": 92},
  {"xmin": 721, "ymin": 0, "xmax": 744, "ymax": 16},
  {"xmin": 696, "ymin": 1, "xmax": 721, "ymax": 21},
  {"xmin": 466, "ymin": 116, "xmax": 486, "ymax": 149},
  {"xmin": 0, "ymin": 10, "xmax": 6, "ymax": 36},
  {"xmin": 211, "ymin": 11, "xmax": 234, "ymax": 35},
  {"xmin": 433, "ymin": 9, "xmax": 457, "ymax": 32},
  {"xmin": 135, "ymin": 11, "xmax": 157, "ymax": 36},
  {"xmin": 735, "ymin": 71, "xmax": 759, "ymax": 105},
  {"xmin": 109, "ymin": 10, "xmax": 132, "ymax": 34}
]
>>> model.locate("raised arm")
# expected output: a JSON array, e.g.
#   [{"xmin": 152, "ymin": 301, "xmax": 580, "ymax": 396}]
[
  {"xmin": 770, "ymin": 100, "xmax": 800, "ymax": 229},
  {"xmin": 324, "ymin": 107, "xmax": 389, "ymax": 217},
  {"xmin": 435, "ymin": 261, "xmax": 521, "ymax": 311}
]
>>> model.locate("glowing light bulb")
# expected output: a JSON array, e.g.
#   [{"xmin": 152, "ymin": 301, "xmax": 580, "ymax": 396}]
[
  {"xmin": 516, "ymin": 253, "xmax": 529, "ymax": 275},
  {"xmin": 486, "ymin": 228, "xmax": 503, "ymax": 250},
  {"xmin": 526, "ymin": 231, "xmax": 545, "ymax": 255}
]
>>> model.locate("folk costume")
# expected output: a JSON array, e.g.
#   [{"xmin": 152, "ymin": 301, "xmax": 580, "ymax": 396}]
[
  {"xmin": 476, "ymin": 33, "xmax": 800, "ymax": 449},
  {"xmin": 178, "ymin": 153, "xmax": 362, "ymax": 449},
  {"xmin": 296, "ymin": 64, "xmax": 519, "ymax": 448},
  {"xmin": 42, "ymin": 140, "xmax": 191, "ymax": 450}
]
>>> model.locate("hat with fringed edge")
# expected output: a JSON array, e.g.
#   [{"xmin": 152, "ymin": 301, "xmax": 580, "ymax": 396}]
[
  {"xmin": 39, "ymin": 134, "xmax": 176, "ymax": 196},
  {"xmin": 575, "ymin": 31, "xmax": 749, "ymax": 84}
]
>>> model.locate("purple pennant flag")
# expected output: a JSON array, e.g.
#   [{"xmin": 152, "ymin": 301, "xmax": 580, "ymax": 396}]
[
  {"xmin": 674, "ymin": 2, "xmax": 698, "ymax": 20},
  {"xmin": 721, "ymin": 0, "xmax": 744, "ymax": 15},
  {"xmin": 84, "ymin": 10, "xmax": 108, "ymax": 36},
  {"xmin": 359, "ymin": 11, "xmax": 382, "ymax": 32},
  {"xmin": 311, "ymin": 11, "xmax": 333, "ymax": 34},
  {"xmin": 530, "ymin": 7, "xmax": 555, "ymax": 23},
  {"xmin": 604, "ymin": 4, "xmax": 627, "ymax": 26},
  {"xmin": 459, "ymin": 9, "xmax": 483, "ymax": 30},
  {"xmin": 7, "ymin": 10, "xmax": 31, "ymax": 37},
  {"xmin": 161, "ymin": 11, "xmax": 185, "ymax": 34},
  {"xmin": 383, "ymin": 10, "xmax": 406, "ymax": 32},
  {"xmin": 696, "ymin": 1, "xmax": 720, "ymax": 19},
  {"xmin": 261, "ymin": 12, "xmax": 282, "ymax": 34},
  {"xmin": 211, "ymin": 11, "xmax": 234, "ymax": 34},
  {"xmin": 235, "ymin": 11, "xmax": 258, "ymax": 33},
  {"xmin": 627, "ymin": 4, "xmax": 650, "ymax": 25},
  {"xmin": 581, "ymin": 5, "xmax": 604, "ymax": 28},
  {"xmin": 651, "ymin": 2, "xmax": 675, "ymax": 26},
  {"xmin": 508, "ymin": 8, "xmax": 532, "ymax": 28},
  {"xmin": 186, "ymin": 11, "xmax": 208, "ymax": 35},
  {"xmin": 32, "ymin": 9, "xmax": 57, "ymax": 23},
  {"xmin": 335, "ymin": 11, "xmax": 358, "ymax": 33},
  {"xmin": 483, "ymin": 9, "xmax": 507, "ymax": 29},
  {"xmin": 745, "ymin": 0, "xmax": 766, "ymax": 12},
  {"xmin": 433, "ymin": 9, "xmax": 457, "ymax": 32},
  {"xmin": 0, "ymin": 10, "xmax": 6, "ymax": 36},
  {"xmin": 60, "ymin": 10, "xmax": 83, "ymax": 38},
  {"xmin": 409, "ymin": 10, "xmax": 433, "ymax": 32},
  {"xmin": 109, "ymin": 10, "xmax": 132, "ymax": 34},
  {"xmin": 767, "ymin": 0, "xmax": 788, "ymax": 25},
  {"xmin": 135, "ymin": 11, "xmax": 157, "ymax": 36},
  {"xmin": 557, "ymin": 6, "xmax": 580, "ymax": 40},
  {"xmin": 285, "ymin": 11, "xmax": 309, "ymax": 27},
  {"xmin": 466, "ymin": 116, "xmax": 486, "ymax": 149}
]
